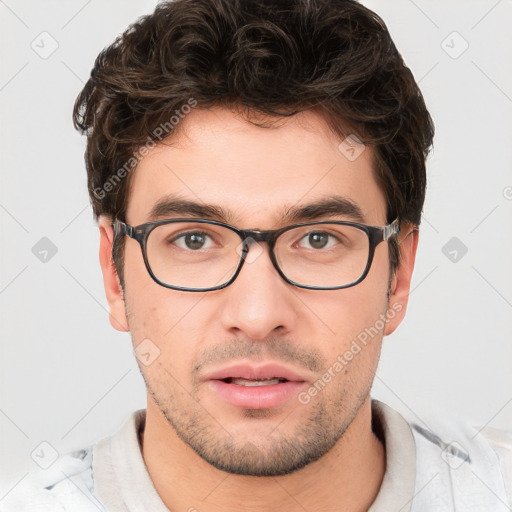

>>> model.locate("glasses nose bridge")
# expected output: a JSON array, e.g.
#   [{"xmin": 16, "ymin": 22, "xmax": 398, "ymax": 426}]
[
  {"xmin": 238, "ymin": 229, "xmax": 280, "ymax": 270},
  {"xmin": 240, "ymin": 228, "xmax": 278, "ymax": 247},
  {"xmin": 236, "ymin": 228, "xmax": 284, "ymax": 285}
]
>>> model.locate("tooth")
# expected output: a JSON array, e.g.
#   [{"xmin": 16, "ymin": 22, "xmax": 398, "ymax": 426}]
[{"xmin": 231, "ymin": 378, "xmax": 281, "ymax": 386}]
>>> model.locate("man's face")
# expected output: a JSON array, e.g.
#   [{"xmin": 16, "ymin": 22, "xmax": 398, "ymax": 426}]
[{"xmin": 103, "ymin": 107, "xmax": 407, "ymax": 476}]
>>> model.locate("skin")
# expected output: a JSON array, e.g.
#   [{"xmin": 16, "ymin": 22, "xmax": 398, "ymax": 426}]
[{"xmin": 98, "ymin": 106, "xmax": 418, "ymax": 512}]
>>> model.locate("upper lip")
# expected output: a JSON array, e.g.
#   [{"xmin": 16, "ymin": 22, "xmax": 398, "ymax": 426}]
[{"xmin": 204, "ymin": 363, "xmax": 308, "ymax": 383}]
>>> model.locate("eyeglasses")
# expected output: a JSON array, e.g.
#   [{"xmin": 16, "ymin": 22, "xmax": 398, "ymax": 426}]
[{"xmin": 112, "ymin": 217, "xmax": 400, "ymax": 292}]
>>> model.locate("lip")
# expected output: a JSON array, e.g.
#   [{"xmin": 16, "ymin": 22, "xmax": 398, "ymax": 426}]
[
  {"xmin": 203, "ymin": 362, "xmax": 308, "ymax": 410},
  {"xmin": 203, "ymin": 363, "xmax": 308, "ymax": 383}
]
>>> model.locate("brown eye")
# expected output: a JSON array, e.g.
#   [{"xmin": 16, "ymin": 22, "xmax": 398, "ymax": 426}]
[
  {"xmin": 308, "ymin": 232, "xmax": 329, "ymax": 249},
  {"xmin": 171, "ymin": 231, "xmax": 213, "ymax": 250}
]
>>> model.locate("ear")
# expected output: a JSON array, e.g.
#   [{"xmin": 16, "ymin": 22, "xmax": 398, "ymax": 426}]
[
  {"xmin": 384, "ymin": 223, "xmax": 419, "ymax": 336},
  {"xmin": 98, "ymin": 216, "xmax": 129, "ymax": 332}
]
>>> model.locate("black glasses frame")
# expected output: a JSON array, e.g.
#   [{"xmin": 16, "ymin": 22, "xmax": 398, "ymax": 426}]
[{"xmin": 112, "ymin": 217, "xmax": 400, "ymax": 292}]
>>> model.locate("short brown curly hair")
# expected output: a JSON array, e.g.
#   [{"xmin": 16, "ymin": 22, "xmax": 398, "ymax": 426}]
[{"xmin": 73, "ymin": 0, "xmax": 434, "ymax": 285}]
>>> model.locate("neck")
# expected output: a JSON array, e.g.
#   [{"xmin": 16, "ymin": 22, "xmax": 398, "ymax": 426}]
[{"xmin": 141, "ymin": 396, "xmax": 385, "ymax": 512}]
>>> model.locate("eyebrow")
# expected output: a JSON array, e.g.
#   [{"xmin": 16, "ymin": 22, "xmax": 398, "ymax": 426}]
[{"xmin": 147, "ymin": 194, "xmax": 366, "ymax": 225}]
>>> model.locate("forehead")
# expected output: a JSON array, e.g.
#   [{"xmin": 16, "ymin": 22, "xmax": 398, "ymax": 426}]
[{"xmin": 125, "ymin": 107, "xmax": 387, "ymax": 227}]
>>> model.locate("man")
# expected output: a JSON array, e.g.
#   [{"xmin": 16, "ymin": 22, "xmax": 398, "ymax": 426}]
[{"xmin": 3, "ymin": 0, "xmax": 510, "ymax": 510}]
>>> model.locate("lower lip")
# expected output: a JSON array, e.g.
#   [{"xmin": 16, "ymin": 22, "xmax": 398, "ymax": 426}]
[{"xmin": 207, "ymin": 380, "xmax": 306, "ymax": 409}]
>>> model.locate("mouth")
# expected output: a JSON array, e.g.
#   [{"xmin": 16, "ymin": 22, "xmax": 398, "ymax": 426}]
[
  {"xmin": 204, "ymin": 363, "xmax": 308, "ymax": 409},
  {"xmin": 219, "ymin": 377, "xmax": 289, "ymax": 386}
]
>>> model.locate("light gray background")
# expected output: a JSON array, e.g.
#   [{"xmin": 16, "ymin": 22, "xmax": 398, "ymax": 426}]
[{"xmin": 1, "ymin": 0, "xmax": 511, "ymax": 496}]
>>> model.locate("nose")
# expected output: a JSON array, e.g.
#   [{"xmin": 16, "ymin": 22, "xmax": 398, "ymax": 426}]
[{"xmin": 219, "ymin": 241, "xmax": 298, "ymax": 341}]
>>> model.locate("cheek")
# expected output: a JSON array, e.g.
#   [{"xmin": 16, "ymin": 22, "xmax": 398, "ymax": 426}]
[
  {"xmin": 309, "ymin": 283, "xmax": 389, "ymax": 349},
  {"xmin": 302, "ymin": 247, "xmax": 390, "ymax": 369},
  {"xmin": 123, "ymin": 276, "xmax": 208, "ymax": 392},
  {"xmin": 125, "ymin": 295, "xmax": 201, "ymax": 401},
  {"xmin": 305, "ymin": 290, "xmax": 388, "ymax": 409},
  {"xmin": 123, "ymin": 240, "xmax": 193, "ymax": 338},
  {"xmin": 122, "ymin": 242, "xmax": 222, "ymax": 391}
]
